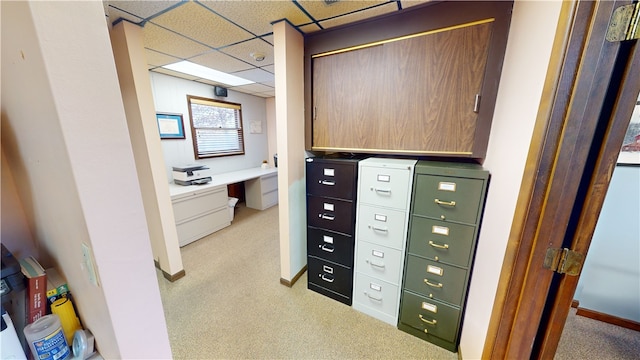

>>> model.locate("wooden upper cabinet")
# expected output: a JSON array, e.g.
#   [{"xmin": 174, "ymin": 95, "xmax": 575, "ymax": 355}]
[{"xmin": 305, "ymin": 1, "xmax": 513, "ymax": 161}]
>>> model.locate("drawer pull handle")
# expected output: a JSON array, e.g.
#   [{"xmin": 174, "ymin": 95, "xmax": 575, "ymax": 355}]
[
  {"xmin": 434, "ymin": 199, "xmax": 456, "ymax": 207},
  {"xmin": 428, "ymin": 241, "xmax": 449, "ymax": 249},
  {"xmin": 419, "ymin": 314, "xmax": 437, "ymax": 325},
  {"xmin": 366, "ymin": 259, "xmax": 385, "ymax": 268},
  {"xmin": 321, "ymin": 180, "xmax": 335, "ymax": 186},
  {"xmin": 365, "ymin": 292, "xmax": 383, "ymax": 301},
  {"xmin": 321, "ymin": 214, "xmax": 335, "ymax": 221},
  {"xmin": 424, "ymin": 279, "xmax": 443, "ymax": 288},
  {"xmin": 320, "ymin": 244, "xmax": 334, "ymax": 253},
  {"xmin": 320, "ymin": 274, "xmax": 334, "ymax": 283},
  {"xmin": 371, "ymin": 225, "xmax": 388, "ymax": 232},
  {"xmin": 373, "ymin": 187, "xmax": 392, "ymax": 194}
]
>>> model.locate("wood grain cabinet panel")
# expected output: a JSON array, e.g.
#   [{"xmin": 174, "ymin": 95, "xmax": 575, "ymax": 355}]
[{"xmin": 305, "ymin": 1, "xmax": 513, "ymax": 160}]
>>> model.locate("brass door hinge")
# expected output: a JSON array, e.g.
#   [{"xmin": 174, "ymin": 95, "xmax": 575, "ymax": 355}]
[
  {"xmin": 606, "ymin": 3, "xmax": 640, "ymax": 42},
  {"xmin": 543, "ymin": 248, "xmax": 585, "ymax": 276}
]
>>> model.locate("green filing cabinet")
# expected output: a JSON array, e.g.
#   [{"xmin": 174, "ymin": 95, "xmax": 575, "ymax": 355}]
[{"xmin": 398, "ymin": 161, "xmax": 489, "ymax": 352}]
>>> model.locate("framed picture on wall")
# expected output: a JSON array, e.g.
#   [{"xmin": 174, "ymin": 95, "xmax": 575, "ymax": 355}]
[
  {"xmin": 156, "ymin": 113, "xmax": 185, "ymax": 139},
  {"xmin": 618, "ymin": 98, "xmax": 640, "ymax": 165}
]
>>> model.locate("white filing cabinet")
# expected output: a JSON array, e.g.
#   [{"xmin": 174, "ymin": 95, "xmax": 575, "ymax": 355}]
[
  {"xmin": 353, "ymin": 157, "xmax": 416, "ymax": 325},
  {"xmin": 245, "ymin": 172, "xmax": 278, "ymax": 210},
  {"xmin": 171, "ymin": 184, "xmax": 230, "ymax": 247}
]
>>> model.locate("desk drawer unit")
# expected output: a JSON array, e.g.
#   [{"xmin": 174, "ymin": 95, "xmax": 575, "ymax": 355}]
[
  {"xmin": 353, "ymin": 158, "xmax": 416, "ymax": 325},
  {"xmin": 306, "ymin": 156, "xmax": 361, "ymax": 305},
  {"xmin": 171, "ymin": 184, "xmax": 230, "ymax": 247},
  {"xmin": 399, "ymin": 161, "xmax": 489, "ymax": 352},
  {"xmin": 245, "ymin": 173, "xmax": 278, "ymax": 210}
]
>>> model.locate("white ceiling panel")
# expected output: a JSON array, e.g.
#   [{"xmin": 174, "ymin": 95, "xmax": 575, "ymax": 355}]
[
  {"xmin": 105, "ymin": 0, "xmax": 433, "ymax": 98},
  {"xmin": 151, "ymin": 1, "xmax": 254, "ymax": 49},
  {"xmin": 198, "ymin": 0, "xmax": 313, "ymax": 36}
]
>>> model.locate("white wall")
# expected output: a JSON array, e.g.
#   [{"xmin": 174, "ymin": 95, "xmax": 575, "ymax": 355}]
[
  {"xmin": 574, "ymin": 165, "xmax": 640, "ymax": 322},
  {"xmin": 1, "ymin": 1, "xmax": 171, "ymax": 358},
  {"xmin": 459, "ymin": 1, "xmax": 563, "ymax": 358},
  {"xmin": 149, "ymin": 72, "xmax": 270, "ymax": 181}
]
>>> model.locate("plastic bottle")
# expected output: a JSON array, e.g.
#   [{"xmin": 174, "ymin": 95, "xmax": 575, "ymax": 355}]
[{"xmin": 23, "ymin": 314, "xmax": 70, "ymax": 360}]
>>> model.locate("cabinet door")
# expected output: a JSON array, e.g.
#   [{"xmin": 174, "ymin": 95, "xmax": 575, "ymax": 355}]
[{"xmin": 312, "ymin": 21, "xmax": 492, "ymax": 155}]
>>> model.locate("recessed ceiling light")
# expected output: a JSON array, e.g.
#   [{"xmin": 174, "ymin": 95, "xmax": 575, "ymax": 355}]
[{"xmin": 162, "ymin": 61, "xmax": 254, "ymax": 87}]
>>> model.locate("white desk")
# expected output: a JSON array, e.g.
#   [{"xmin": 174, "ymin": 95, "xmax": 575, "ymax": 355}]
[{"xmin": 168, "ymin": 167, "xmax": 278, "ymax": 247}]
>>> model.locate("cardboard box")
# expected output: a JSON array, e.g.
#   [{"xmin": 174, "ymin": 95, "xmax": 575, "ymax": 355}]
[
  {"xmin": 45, "ymin": 267, "xmax": 69, "ymax": 305},
  {"xmin": 19, "ymin": 257, "xmax": 47, "ymax": 324}
]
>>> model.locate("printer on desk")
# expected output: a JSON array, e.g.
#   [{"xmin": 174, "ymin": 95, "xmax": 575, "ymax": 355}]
[{"xmin": 172, "ymin": 164, "xmax": 212, "ymax": 186}]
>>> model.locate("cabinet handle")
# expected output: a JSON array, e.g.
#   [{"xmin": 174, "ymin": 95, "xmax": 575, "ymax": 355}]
[
  {"xmin": 365, "ymin": 292, "xmax": 383, "ymax": 301},
  {"xmin": 320, "ymin": 274, "xmax": 334, "ymax": 283},
  {"xmin": 371, "ymin": 225, "xmax": 388, "ymax": 233},
  {"xmin": 473, "ymin": 93, "xmax": 481, "ymax": 113},
  {"xmin": 366, "ymin": 259, "xmax": 385, "ymax": 268},
  {"xmin": 373, "ymin": 187, "xmax": 391, "ymax": 194},
  {"xmin": 419, "ymin": 314, "xmax": 437, "ymax": 325},
  {"xmin": 434, "ymin": 199, "xmax": 456, "ymax": 207},
  {"xmin": 320, "ymin": 244, "xmax": 334, "ymax": 253},
  {"xmin": 321, "ymin": 214, "xmax": 335, "ymax": 221},
  {"xmin": 423, "ymin": 279, "xmax": 443, "ymax": 288},
  {"xmin": 428, "ymin": 240, "xmax": 449, "ymax": 249},
  {"xmin": 321, "ymin": 180, "xmax": 335, "ymax": 186}
]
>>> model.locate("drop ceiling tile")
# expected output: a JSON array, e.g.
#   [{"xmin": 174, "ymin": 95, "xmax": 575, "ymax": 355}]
[
  {"xmin": 145, "ymin": 49, "xmax": 182, "ymax": 68},
  {"xmin": 143, "ymin": 22, "xmax": 211, "ymax": 59},
  {"xmin": 198, "ymin": 0, "xmax": 313, "ymax": 36},
  {"xmin": 189, "ymin": 51, "xmax": 254, "ymax": 73},
  {"xmin": 220, "ymin": 38, "xmax": 274, "ymax": 67},
  {"xmin": 231, "ymin": 68, "xmax": 274, "ymax": 83},
  {"xmin": 260, "ymin": 79, "xmax": 276, "ymax": 88},
  {"xmin": 194, "ymin": 79, "xmax": 227, "ymax": 87},
  {"xmin": 297, "ymin": 1, "xmax": 390, "ymax": 21},
  {"xmin": 298, "ymin": 23, "xmax": 322, "ymax": 34},
  {"xmin": 229, "ymin": 83, "xmax": 274, "ymax": 93},
  {"xmin": 107, "ymin": 1, "xmax": 181, "ymax": 20},
  {"xmin": 319, "ymin": 2, "xmax": 397, "ymax": 29},
  {"xmin": 151, "ymin": 67, "xmax": 201, "ymax": 81},
  {"xmin": 150, "ymin": 1, "xmax": 253, "ymax": 49},
  {"xmin": 399, "ymin": 0, "xmax": 433, "ymax": 9},
  {"xmin": 261, "ymin": 35, "xmax": 274, "ymax": 45},
  {"xmin": 256, "ymin": 90, "xmax": 276, "ymax": 98},
  {"xmin": 105, "ymin": 5, "xmax": 144, "ymax": 27},
  {"xmin": 260, "ymin": 65, "xmax": 275, "ymax": 74}
]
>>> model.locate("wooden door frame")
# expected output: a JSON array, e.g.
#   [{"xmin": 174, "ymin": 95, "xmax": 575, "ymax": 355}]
[{"xmin": 483, "ymin": 0, "xmax": 640, "ymax": 358}]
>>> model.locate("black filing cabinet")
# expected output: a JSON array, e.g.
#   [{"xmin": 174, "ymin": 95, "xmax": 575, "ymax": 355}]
[
  {"xmin": 306, "ymin": 157, "xmax": 361, "ymax": 305},
  {"xmin": 398, "ymin": 161, "xmax": 489, "ymax": 352}
]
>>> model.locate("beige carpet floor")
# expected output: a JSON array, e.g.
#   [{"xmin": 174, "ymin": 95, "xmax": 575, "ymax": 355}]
[
  {"xmin": 157, "ymin": 203, "xmax": 457, "ymax": 359},
  {"xmin": 157, "ymin": 203, "xmax": 639, "ymax": 359}
]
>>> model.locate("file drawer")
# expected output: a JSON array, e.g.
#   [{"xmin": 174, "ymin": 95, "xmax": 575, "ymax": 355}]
[
  {"xmin": 358, "ymin": 166, "xmax": 413, "ymax": 209},
  {"xmin": 307, "ymin": 195, "xmax": 355, "ymax": 235},
  {"xmin": 356, "ymin": 204, "xmax": 407, "ymax": 250},
  {"xmin": 172, "ymin": 185, "xmax": 228, "ymax": 223},
  {"xmin": 354, "ymin": 241, "xmax": 404, "ymax": 285},
  {"xmin": 308, "ymin": 256, "xmax": 353, "ymax": 299},
  {"xmin": 399, "ymin": 291, "xmax": 461, "ymax": 343},
  {"xmin": 353, "ymin": 272, "xmax": 400, "ymax": 322},
  {"xmin": 407, "ymin": 216, "xmax": 475, "ymax": 267},
  {"xmin": 412, "ymin": 175, "xmax": 484, "ymax": 224},
  {"xmin": 403, "ymin": 256, "xmax": 467, "ymax": 306},
  {"xmin": 306, "ymin": 158, "xmax": 358, "ymax": 199},
  {"xmin": 307, "ymin": 227, "xmax": 354, "ymax": 267}
]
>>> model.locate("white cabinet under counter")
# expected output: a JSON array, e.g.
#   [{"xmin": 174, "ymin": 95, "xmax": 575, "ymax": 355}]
[
  {"xmin": 170, "ymin": 184, "xmax": 230, "ymax": 247},
  {"xmin": 168, "ymin": 167, "xmax": 278, "ymax": 247}
]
